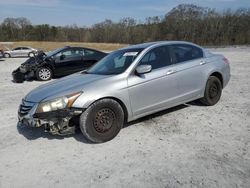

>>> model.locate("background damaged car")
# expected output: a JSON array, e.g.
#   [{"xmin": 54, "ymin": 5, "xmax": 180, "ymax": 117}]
[{"xmin": 12, "ymin": 46, "xmax": 107, "ymax": 83}]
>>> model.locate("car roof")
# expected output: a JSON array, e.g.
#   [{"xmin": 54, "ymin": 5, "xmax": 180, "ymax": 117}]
[
  {"xmin": 121, "ymin": 41, "xmax": 202, "ymax": 50},
  {"xmin": 63, "ymin": 46, "xmax": 105, "ymax": 53},
  {"xmin": 13, "ymin": 46, "xmax": 32, "ymax": 49}
]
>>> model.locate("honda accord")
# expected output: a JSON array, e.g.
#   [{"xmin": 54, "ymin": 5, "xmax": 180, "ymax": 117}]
[{"xmin": 18, "ymin": 41, "xmax": 230, "ymax": 143}]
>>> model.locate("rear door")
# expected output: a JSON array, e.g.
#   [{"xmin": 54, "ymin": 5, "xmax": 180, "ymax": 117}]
[
  {"xmin": 54, "ymin": 48, "xmax": 84, "ymax": 75},
  {"xmin": 169, "ymin": 44, "xmax": 206, "ymax": 101},
  {"xmin": 21, "ymin": 47, "xmax": 31, "ymax": 56}
]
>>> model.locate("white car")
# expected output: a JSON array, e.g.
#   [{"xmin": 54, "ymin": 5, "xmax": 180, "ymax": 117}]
[{"xmin": 4, "ymin": 47, "xmax": 37, "ymax": 58}]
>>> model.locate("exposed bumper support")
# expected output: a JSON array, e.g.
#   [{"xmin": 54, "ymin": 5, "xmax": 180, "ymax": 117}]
[{"xmin": 18, "ymin": 107, "xmax": 84, "ymax": 136}]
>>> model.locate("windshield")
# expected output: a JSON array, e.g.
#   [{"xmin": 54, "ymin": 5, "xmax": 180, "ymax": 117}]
[
  {"xmin": 46, "ymin": 48, "xmax": 65, "ymax": 57},
  {"xmin": 87, "ymin": 48, "xmax": 143, "ymax": 75}
]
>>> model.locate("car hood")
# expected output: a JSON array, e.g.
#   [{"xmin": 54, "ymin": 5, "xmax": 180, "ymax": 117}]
[
  {"xmin": 21, "ymin": 57, "xmax": 37, "ymax": 66},
  {"xmin": 22, "ymin": 55, "xmax": 45, "ymax": 66},
  {"xmin": 24, "ymin": 73, "xmax": 109, "ymax": 102}
]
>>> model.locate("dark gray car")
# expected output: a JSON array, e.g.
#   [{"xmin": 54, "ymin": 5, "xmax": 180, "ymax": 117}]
[{"xmin": 18, "ymin": 41, "xmax": 230, "ymax": 143}]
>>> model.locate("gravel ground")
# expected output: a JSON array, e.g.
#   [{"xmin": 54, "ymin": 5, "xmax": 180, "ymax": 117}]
[{"xmin": 0, "ymin": 47, "xmax": 250, "ymax": 188}]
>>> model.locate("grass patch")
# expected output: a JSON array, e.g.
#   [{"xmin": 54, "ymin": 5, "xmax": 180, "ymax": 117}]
[{"xmin": 0, "ymin": 41, "xmax": 128, "ymax": 52}]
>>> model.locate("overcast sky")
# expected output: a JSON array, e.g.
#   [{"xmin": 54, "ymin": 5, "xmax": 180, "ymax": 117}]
[{"xmin": 0, "ymin": 0, "xmax": 249, "ymax": 26}]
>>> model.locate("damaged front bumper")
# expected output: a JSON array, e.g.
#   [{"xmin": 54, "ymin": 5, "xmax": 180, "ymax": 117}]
[
  {"xmin": 12, "ymin": 66, "xmax": 35, "ymax": 83},
  {"xmin": 18, "ymin": 100, "xmax": 84, "ymax": 135},
  {"xmin": 12, "ymin": 68, "xmax": 25, "ymax": 83}
]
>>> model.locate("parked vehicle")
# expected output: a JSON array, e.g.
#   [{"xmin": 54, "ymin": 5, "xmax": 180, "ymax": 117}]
[
  {"xmin": 4, "ymin": 47, "xmax": 37, "ymax": 58},
  {"xmin": 12, "ymin": 46, "xmax": 107, "ymax": 82},
  {"xmin": 18, "ymin": 41, "xmax": 230, "ymax": 143},
  {"xmin": 0, "ymin": 49, "xmax": 3, "ymax": 58}
]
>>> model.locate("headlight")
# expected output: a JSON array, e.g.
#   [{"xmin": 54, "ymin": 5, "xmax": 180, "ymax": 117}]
[
  {"xmin": 20, "ymin": 66, "xmax": 27, "ymax": 73},
  {"xmin": 36, "ymin": 92, "xmax": 82, "ymax": 113}
]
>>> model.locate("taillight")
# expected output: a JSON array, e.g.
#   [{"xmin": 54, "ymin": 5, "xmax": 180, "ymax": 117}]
[{"xmin": 223, "ymin": 57, "xmax": 229, "ymax": 64}]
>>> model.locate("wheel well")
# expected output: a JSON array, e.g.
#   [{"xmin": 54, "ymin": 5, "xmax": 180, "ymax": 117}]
[
  {"xmin": 210, "ymin": 72, "xmax": 223, "ymax": 87},
  {"xmin": 37, "ymin": 65, "xmax": 54, "ymax": 76},
  {"xmin": 95, "ymin": 97, "xmax": 129, "ymax": 123}
]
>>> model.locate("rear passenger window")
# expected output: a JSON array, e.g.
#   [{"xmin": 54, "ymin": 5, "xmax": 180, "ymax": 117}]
[
  {"xmin": 139, "ymin": 46, "xmax": 172, "ymax": 70},
  {"xmin": 172, "ymin": 44, "xmax": 203, "ymax": 63}
]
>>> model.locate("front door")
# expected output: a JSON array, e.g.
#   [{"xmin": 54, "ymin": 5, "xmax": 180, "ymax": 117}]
[
  {"xmin": 12, "ymin": 47, "xmax": 22, "ymax": 57},
  {"xmin": 127, "ymin": 45, "xmax": 180, "ymax": 117},
  {"xmin": 54, "ymin": 48, "xmax": 83, "ymax": 75}
]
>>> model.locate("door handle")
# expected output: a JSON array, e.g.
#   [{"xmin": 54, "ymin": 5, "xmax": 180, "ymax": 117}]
[
  {"xmin": 200, "ymin": 60, "xmax": 206, "ymax": 65},
  {"xmin": 166, "ymin": 70, "xmax": 176, "ymax": 75}
]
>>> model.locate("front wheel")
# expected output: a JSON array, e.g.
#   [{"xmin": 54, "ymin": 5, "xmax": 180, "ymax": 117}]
[
  {"xmin": 80, "ymin": 99, "xmax": 124, "ymax": 143},
  {"xmin": 4, "ymin": 53, "xmax": 11, "ymax": 58},
  {"xmin": 200, "ymin": 76, "xmax": 222, "ymax": 106},
  {"xmin": 28, "ymin": 52, "xmax": 35, "ymax": 57},
  {"xmin": 36, "ymin": 67, "xmax": 52, "ymax": 81}
]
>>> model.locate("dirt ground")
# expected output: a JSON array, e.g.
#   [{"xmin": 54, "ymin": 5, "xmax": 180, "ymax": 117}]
[{"xmin": 0, "ymin": 47, "xmax": 249, "ymax": 188}]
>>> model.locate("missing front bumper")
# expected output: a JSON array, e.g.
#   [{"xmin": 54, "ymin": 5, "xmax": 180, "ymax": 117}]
[
  {"xmin": 18, "ymin": 108, "xmax": 84, "ymax": 136},
  {"xmin": 12, "ymin": 67, "xmax": 35, "ymax": 83},
  {"xmin": 12, "ymin": 68, "xmax": 25, "ymax": 83}
]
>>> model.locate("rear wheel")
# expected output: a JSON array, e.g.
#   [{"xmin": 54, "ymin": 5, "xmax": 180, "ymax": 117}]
[
  {"xmin": 200, "ymin": 76, "xmax": 222, "ymax": 106},
  {"xmin": 36, "ymin": 67, "xmax": 52, "ymax": 81},
  {"xmin": 80, "ymin": 99, "xmax": 124, "ymax": 143}
]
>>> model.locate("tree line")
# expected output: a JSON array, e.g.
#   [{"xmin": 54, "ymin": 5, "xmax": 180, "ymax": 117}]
[{"xmin": 0, "ymin": 4, "xmax": 249, "ymax": 45}]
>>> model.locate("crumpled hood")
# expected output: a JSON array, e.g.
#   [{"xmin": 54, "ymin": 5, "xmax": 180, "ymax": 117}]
[
  {"xmin": 21, "ymin": 57, "xmax": 37, "ymax": 66},
  {"xmin": 24, "ymin": 73, "xmax": 109, "ymax": 102},
  {"xmin": 22, "ymin": 54, "xmax": 45, "ymax": 66}
]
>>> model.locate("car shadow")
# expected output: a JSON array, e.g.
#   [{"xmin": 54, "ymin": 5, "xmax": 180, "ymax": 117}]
[
  {"xmin": 17, "ymin": 123, "xmax": 92, "ymax": 144},
  {"xmin": 12, "ymin": 75, "xmax": 65, "ymax": 84},
  {"xmin": 123, "ymin": 104, "xmax": 189, "ymax": 128},
  {"xmin": 11, "ymin": 79, "xmax": 35, "ymax": 84},
  {"xmin": 17, "ymin": 102, "xmax": 205, "ymax": 144}
]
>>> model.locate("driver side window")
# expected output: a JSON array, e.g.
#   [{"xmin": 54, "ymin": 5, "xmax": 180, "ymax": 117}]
[
  {"xmin": 138, "ymin": 46, "xmax": 172, "ymax": 70},
  {"xmin": 55, "ymin": 49, "xmax": 83, "ymax": 59},
  {"xmin": 55, "ymin": 50, "xmax": 71, "ymax": 58}
]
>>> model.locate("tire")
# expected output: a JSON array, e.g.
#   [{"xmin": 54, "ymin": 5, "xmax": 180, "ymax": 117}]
[
  {"xmin": 36, "ymin": 67, "xmax": 53, "ymax": 81},
  {"xmin": 28, "ymin": 52, "xmax": 35, "ymax": 57},
  {"xmin": 4, "ymin": 53, "xmax": 11, "ymax": 58},
  {"xmin": 80, "ymin": 99, "xmax": 124, "ymax": 143},
  {"xmin": 200, "ymin": 76, "xmax": 222, "ymax": 106}
]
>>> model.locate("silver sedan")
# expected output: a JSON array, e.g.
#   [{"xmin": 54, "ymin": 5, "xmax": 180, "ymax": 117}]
[
  {"xmin": 18, "ymin": 41, "xmax": 230, "ymax": 143},
  {"xmin": 4, "ymin": 46, "xmax": 37, "ymax": 58}
]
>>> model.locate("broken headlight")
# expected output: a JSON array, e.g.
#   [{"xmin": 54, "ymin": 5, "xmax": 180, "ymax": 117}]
[
  {"xmin": 36, "ymin": 92, "xmax": 82, "ymax": 113},
  {"xmin": 20, "ymin": 65, "xmax": 27, "ymax": 73}
]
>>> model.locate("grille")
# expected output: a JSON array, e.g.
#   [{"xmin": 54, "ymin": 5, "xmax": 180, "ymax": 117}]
[{"xmin": 19, "ymin": 100, "xmax": 35, "ymax": 117}]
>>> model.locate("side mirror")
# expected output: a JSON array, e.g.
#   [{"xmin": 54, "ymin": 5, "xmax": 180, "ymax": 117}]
[
  {"xmin": 60, "ymin": 54, "xmax": 65, "ymax": 60},
  {"xmin": 135, "ymin": 65, "xmax": 152, "ymax": 74}
]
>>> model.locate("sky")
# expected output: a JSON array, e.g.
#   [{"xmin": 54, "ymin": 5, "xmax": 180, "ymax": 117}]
[{"xmin": 0, "ymin": 0, "xmax": 249, "ymax": 26}]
